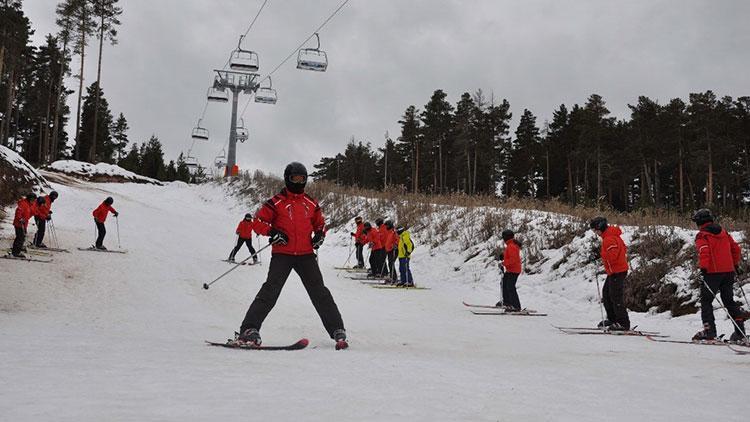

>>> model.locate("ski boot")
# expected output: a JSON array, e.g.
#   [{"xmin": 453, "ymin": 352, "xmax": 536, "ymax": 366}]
[
  {"xmin": 11, "ymin": 252, "xmax": 26, "ymax": 259},
  {"xmin": 238, "ymin": 328, "xmax": 262, "ymax": 346},
  {"xmin": 227, "ymin": 256, "xmax": 236, "ymax": 263},
  {"xmin": 597, "ymin": 319, "xmax": 612, "ymax": 328},
  {"xmin": 692, "ymin": 323, "xmax": 717, "ymax": 341},
  {"xmin": 495, "ymin": 300, "xmax": 504, "ymax": 308},
  {"xmin": 608, "ymin": 322, "xmax": 629, "ymax": 331},
  {"xmin": 333, "ymin": 329, "xmax": 348, "ymax": 350},
  {"xmin": 96, "ymin": 245, "xmax": 108, "ymax": 251},
  {"xmin": 252, "ymin": 255, "xmax": 258, "ymax": 264},
  {"xmin": 729, "ymin": 320, "xmax": 748, "ymax": 344}
]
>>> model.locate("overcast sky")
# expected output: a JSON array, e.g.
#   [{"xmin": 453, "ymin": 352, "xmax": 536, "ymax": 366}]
[{"xmin": 23, "ymin": 0, "xmax": 750, "ymax": 177}]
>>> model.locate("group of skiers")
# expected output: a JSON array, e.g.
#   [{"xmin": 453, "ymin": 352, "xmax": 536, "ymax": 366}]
[
  {"xmin": 350, "ymin": 216, "xmax": 414, "ymax": 286},
  {"xmin": 10, "ymin": 191, "xmax": 58, "ymax": 258},
  {"xmin": 9, "ymin": 192, "xmax": 120, "ymax": 258},
  {"xmin": 499, "ymin": 210, "xmax": 748, "ymax": 341}
]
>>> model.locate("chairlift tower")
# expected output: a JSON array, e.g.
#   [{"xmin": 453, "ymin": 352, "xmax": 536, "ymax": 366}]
[{"xmin": 213, "ymin": 69, "xmax": 260, "ymax": 176}]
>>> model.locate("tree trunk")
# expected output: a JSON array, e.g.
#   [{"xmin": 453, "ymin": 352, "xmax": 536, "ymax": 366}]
[
  {"xmin": 679, "ymin": 142, "xmax": 684, "ymax": 212},
  {"xmin": 438, "ymin": 140, "xmax": 443, "ymax": 194},
  {"xmin": 653, "ymin": 159, "xmax": 660, "ymax": 207},
  {"xmin": 414, "ymin": 141, "xmax": 419, "ymax": 193},
  {"xmin": 91, "ymin": 11, "xmax": 105, "ymax": 163},
  {"xmin": 51, "ymin": 36, "xmax": 68, "ymax": 161},
  {"xmin": 472, "ymin": 146, "xmax": 477, "ymax": 194},
  {"xmin": 642, "ymin": 159, "xmax": 653, "ymax": 204},
  {"xmin": 2, "ymin": 66, "xmax": 16, "ymax": 145},
  {"xmin": 706, "ymin": 138, "xmax": 713, "ymax": 206},
  {"xmin": 596, "ymin": 146, "xmax": 601, "ymax": 202},
  {"xmin": 74, "ymin": 12, "xmax": 88, "ymax": 161},
  {"xmin": 567, "ymin": 157, "xmax": 574, "ymax": 205},
  {"xmin": 465, "ymin": 146, "xmax": 471, "ymax": 194}
]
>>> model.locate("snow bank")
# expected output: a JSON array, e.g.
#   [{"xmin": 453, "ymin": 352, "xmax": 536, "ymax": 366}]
[
  {"xmin": 47, "ymin": 160, "xmax": 162, "ymax": 185},
  {"xmin": 0, "ymin": 145, "xmax": 49, "ymax": 207}
]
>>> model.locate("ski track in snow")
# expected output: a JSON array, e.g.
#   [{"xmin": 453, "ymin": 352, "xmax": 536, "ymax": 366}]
[{"xmin": 1, "ymin": 180, "xmax": 748, "ymax": 422}]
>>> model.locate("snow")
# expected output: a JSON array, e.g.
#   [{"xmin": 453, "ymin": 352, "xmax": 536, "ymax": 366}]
[
  {"xmin": 0, "ymin": 145, "xmax": 49, "ymax": 191},
  {"xmin": 47, "ymin": 160, "xmax": 162, "ymax": 185},
  {"xmin": 1, "ymin": 179, "xmax": 749, "ymax": 421}
]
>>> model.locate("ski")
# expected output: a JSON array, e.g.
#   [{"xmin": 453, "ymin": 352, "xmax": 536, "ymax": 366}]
[
  {"xmin": 359, "ymin": 280, "xmax": 392, "ymax": 285},
  {"xmin": 645, "ymin": 336, "xmax": 729, "ymax": 346},
  {"xmin": 462, "ymin": 301, "xmax": 538, "ymax": 313},
  {"xmin": 30, "ymin": 246, "xmax": 69, "ymax": 253},
  {"xmin": 556, "ymin": 326, "xmax": 666, "ymax": 337},
  {"xmin": 77, "ymin": 247, "xmax": 127, "ymax": 254},
  {"xmin": 471, "ymin": 310, "xmax": 547, "ymax": 316},
  {"xmin": 370, "ymin": 284, "xmax": 430, "ymax": 290},
  {"xmin": 348, "ymin": 276, "xmax": 386, "ymax": 281},
  {"xmin": 205, "ymin": 338, "xmax": 309, "ymax": 351},
  {"xmin": 726, "ymin": 344, "xmax": 750, "ymax": 355},
  {"xmin": 552, "ymin": 325, "xmax": 660, "ymax": 335},
  {"xmin": 334, "ymin": 266, "xmax": 366, "ymax": 271},
  {"xmin": 221, "ymin": 259, "xmax": 256, "ymax": 266},
  {"xmin": 6, "ymin": 248, "xmax": 51, "ymax": 257},
  {"xmin": 2, "ymin": 254, "xmax": 52, "ymax": 263}
]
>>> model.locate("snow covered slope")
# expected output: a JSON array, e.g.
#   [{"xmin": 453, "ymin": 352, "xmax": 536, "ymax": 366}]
[
  {"xmin": 47, "ymin": 159, "xmax": 162, "ymax": 185},
  {"xmin": 1, "ymin": 179, "xmax": 748, "ymax": 421}
]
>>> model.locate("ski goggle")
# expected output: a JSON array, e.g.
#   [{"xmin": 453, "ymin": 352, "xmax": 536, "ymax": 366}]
[{"xmin": 289, "ymin": 174, "xmax": 307, "ymax": 184}]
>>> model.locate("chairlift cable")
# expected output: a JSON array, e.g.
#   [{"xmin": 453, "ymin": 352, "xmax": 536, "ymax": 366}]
[{"xmin": 222, "ymin": 0, "xmax": 270, "ymax": 70}]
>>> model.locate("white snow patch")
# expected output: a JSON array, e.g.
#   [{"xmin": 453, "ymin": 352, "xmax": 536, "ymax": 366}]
[{"xmin": 47, "ymin": 160, "xmax": 162, "ymax": 185}]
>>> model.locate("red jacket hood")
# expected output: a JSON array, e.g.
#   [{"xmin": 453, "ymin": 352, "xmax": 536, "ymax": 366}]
[{"xmin": 602, "ymin": 226, "xmax": 623, "ymax": 238}]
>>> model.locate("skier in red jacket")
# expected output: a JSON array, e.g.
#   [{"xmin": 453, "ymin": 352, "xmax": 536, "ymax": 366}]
[
  {"xmin": 92, "ymin": 197, "xmax": 118, "ymax": 250},
  {"xmin": 590, "ymin": 216, "xmax": 630, "ymax": 331},
  {"xmin": 497, "ymin": 229, "xmax": 523, "ymax": 310},
  {"xmin": 364, "ymin": 221, "xmax": 385, "ymax": 278},
  {"xmin": 33, "ymin": 191, "xmax": 58, "ymax": 248},
  {"xmin": 350, "ymin": 216, "xmax": 366, "ymax": 268},
  {"xmin": 691, "ymin": 209, "xmax": 748, "ymax": 342},
  {"xmin": 237, "ymin": 162, "xmax": 347, "ymax": 349},
  {"xmin": 10, "ymin": 193, "xmax": 37, "ymax": 258},
  {"xmin": 228, "ymin": 213, "xmax": 258, "ymax": 263},
  {"xmin": 383, "ymin": 220, "xmax": 399, "ymax": 282}
]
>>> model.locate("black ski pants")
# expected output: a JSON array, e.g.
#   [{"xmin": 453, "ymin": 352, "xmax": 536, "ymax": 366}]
[
  {"xmin": 95, "ymin": 220, "xmax": 106, "ymax": 248},
  {"xmin": 12, "ymin": 226, "xmax": 25, "ymax": 255},
  {"xmin": 355, "ymin": 243, "xmax": 364, "ymax": 268},
  {"xmin": 229, "ymin": 237, "xmax": 256, "ymax": 260},
  {"xmin": 33, "ymin": 216, "xmax": 46, "ymax": 246},
  {"xmin": 602, "ymin": 272, "xmax": 630, "ymax": 329},
  {"xmin": 502, "ymin": 272, "xmax": 521, "ymax": 310},
  {"xmin": 701, "ymin": 272, "xmax": 743, "ymax": 333},
  {"xmin": 240, "ymin": 254, "xmax": 345, "ymax": 338},
  {"xmin": 369, "ymin": 248, "xmax": 386, "ymax": 275}
]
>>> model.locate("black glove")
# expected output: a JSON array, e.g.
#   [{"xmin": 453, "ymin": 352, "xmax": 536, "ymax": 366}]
[
  {"xmin": 700, "ymin": 268, "xmax": 707, "ymax": 276},
  {"xmin": 735, "ymin": 265, "xmax": 743, "ymax": 275},
  {"xmin": 350, "ymin": 232, "xmax": 355, "ymax": 236},
  {"xmin": 312, "ymin": 231, "xmax": 325, "ymax": 249},
  {"xmin": 46, "ymin": 216, "xmax": 51, "ymax": 221},
  {"xmin": 499, "ymin": 262, "xmax": 505, "ymax": 273},
  {"xmin": 498, "ymin": 253, "xmax": 504, "ymax": 260},
  {"xmin": 114, "ymin": 211, "xmax": 119, "ymax": 217},
  {"xmin": 269, "ymin": 229, "xmax": 288, "ymax": 245}
]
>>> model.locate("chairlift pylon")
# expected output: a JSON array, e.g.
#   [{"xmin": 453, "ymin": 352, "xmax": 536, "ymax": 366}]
[
  {"xmin": 255, "ymin": 77, "xmax": 278, "ymax": 104},
  {"xmin": 230, "ymin": 35, "xmax": 260, "ymax": 73},
  {"xmin": 191, "ymin": 119, "xmax": 209, "ymax": 141},
  {"xmin": 297, "ymin": 33, "xmax": 328, "ymax": 72}
]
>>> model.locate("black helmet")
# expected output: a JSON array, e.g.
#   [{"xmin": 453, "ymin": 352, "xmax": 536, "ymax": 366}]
[
  {"xmin": 104, "ymin": 197, "xmax": 114, "ymax": 205},
  {"xmin": 25, "ymin": 192, "xmax": 37, "ymax": 201},
  {"xmin": 375, "ymin": 218, "xmax": 384, "ymax": 226},
  {"xmin": 354, "ymin": 216, "xmax": 363, "ymax": 223},
  {"xmin": 691, "ymin": 209, "xmax": 714, "ymax": 226},
  {"xmin": 36, "ymin": 196, "xmax": 46, "ymax": 205},
  {"xmin": 244, "ymin": 213, "xmax": 253, "ymax": 220},
  {"xmin": 363, "ymin": 222, "xmax": 372, "ymax": 230},
  {"xmin": 284, "ymin": 162, "xmax": 308, "ymax": 194},
  {"xmin": 49, "ymin": 191, "xmax": 58, "ymax": 200},
  {"xmin": 589, "ymin": 216, "xmax": 607, "ymax": 232},
  {"xmin": 501, "ymin": 229, "xmax": 514, "ymax": 241},
  {"xmin": 396, "ymin": 225, "xmax": 405, "ymax": 234},
  {"xmin": 385, "ymin": 220, "xmax": 394, "ymax": 229}
]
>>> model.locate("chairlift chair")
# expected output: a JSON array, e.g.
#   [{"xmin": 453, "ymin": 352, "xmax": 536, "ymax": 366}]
[
  {"xmin": 230, "ymin": 35, "xmax": 260, "ymax": 72},
  {"xmin": 255, "ymin": 77, "xmax": 277, "ymax": 104},
  {"xmin": 184, "ymin": 154, "xmax": 199, "ymax": 175},
  {"xmin": 191, "ymin": 120, "xmax": 209, "ymax": 141},
  {"xmin": 207, "ymin": 86, "xmax": 229, "ymax": 103},
  {"xmin": 236, "ymin": 118, "xmax": 249, "ymax": 143},
  {"xmin": 214, "ymin": 149, "xmax": 227, "ymax": 169},
  {"xmin": 297, "ymin": 33, "xmax": 328, "ymax": 72}
]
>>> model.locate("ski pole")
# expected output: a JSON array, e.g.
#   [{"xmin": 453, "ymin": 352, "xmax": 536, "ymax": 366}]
[
  {"xmin": 739, "ymin": 281, "xmax": 750, "ymax": 310},
  {"xmin": 115, "ymin": 216, "xmax": 121, "ymax": 249},
  {"xmin": 203, "ymin": 241, "xmax": 276, "ymax": 290},
  {"xmin": 703, "ymin": 279, "xmax": 748, "ymax": 342},
  {"xmin": 594, "ymin": 270, "xmax": 606, "ymax": 326},
  {"xmin": 343, "ymin": 238, "xmax": 354, "ymax": 267}
]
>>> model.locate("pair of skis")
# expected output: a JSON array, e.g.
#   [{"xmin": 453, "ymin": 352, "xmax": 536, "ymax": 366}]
[
  {"xmin": 646, "ymin": 335, "xmax": 750, "ymax": 354},
  {"xmin": 220, "ymin": 259, "xmax": 257, "ymax": 266},
  {"xmin": 206, "ymin": 337, "xmax": 349, "ymax": 351},
  {"xmin": 2, "ymin": 252, "xmax": 53, "ymax": 263},
  {"xmin": 463, "ymin": 302, "xmax": 547, "ymax": 316},
  {"xmin": 77, "ymin": 246, "xmax": 127, "ymax": 254}
]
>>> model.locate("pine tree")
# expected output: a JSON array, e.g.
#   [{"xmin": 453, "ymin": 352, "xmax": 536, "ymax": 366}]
[
  {"xmin": 0, "ymin": 0, "xmax": 32, "ymax": 146},
  {"xmin": 175, "ymin": 152, "xmax": 191, "ymax": 182},
  {"xmin": 396, "ymin": 105, "xmax": 420, "ymax": 193},
  {"xmin": 110, "ymin": 112, "xmax": 128, "ymax": 161},
  {"xmin": 75, "ymin": 81, "xmax": 112, "ymax": 162},
  {"xmin": 420, "ymin": 90, "xmax": 453, "ymax": 193},
  {"xmin": 508, "ymin": 109, "xmax": 541, "ymax": 197},
  {"xmin": 118, "ymin": 142, "xmax": 140, "ymax": 173},
  {"xmin": 139, "ymin": 135, "xmax": 165, "ymax": 180}
]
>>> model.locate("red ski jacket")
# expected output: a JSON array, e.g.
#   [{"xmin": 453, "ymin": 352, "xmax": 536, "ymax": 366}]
[
  {"xmin": 36, "ymin": 196, "xmax": 52, "ymax": 220},
  {"xmin": 93, "ymin": 202, "xmax": 117, "ymax": 223},
  {"xmin": 352, "ymin": 222, "xmax": 367, "ymax": 245},
  {"xmin": 236, "ymin": 220, "xmax": 256, "ymax": 239},
  {"xmin": 254, "ymin": 189, "xmax": 325, "ymax": 255},
  {"xmin": 696, "ymin": 223, "xmax": 741, "ymax": 273},
  {"xmin": 13, "ymin": 198, "xmax": 34, "ymax": 229},
  {"xmin": 366, "ymin": 228, "xmax": 383, "ymax": 250},
  {"xmin": 383, "ymin": 228, "xmax": 398, "ymax": 252},
  {"xmin": 503, "ymin": 239, "xmax": 522, "ymax": 274},
  {"xmin": 600, "ymin": 226, "xmax": 628, "ymax": 275}
]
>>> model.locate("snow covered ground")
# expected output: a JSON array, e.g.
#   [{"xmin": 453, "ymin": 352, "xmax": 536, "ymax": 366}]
[
  {"xmin": 47, "ymin": 160, "xmax": 161, "ymax": 184},
  {"xmin": 1, "ymin": 179, "xmax": 748, "ymax": 421}
]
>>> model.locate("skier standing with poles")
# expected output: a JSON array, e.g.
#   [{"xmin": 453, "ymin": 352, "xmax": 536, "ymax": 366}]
[
  {"xmin": 228, "ymin": 213, "xmax": 258, "ymax": 263},
  {"xmin": 92, "ymin": 197, "xmax": 118, "ymax": 250},
  {"xmin": 350, "ymin": 216, "xmax": 366, "ymax": 269},
  {"xmin": 690, "ymin": 209, "xmax": 749, "ymax": 342},
  {"xmin": 10, "ymin": 193, "xmax": 37, "ymax": 258},
  {"xmin": 498, "ymin": 229, "xmax": 522, "ymax": 311},
  {"xmin": 33, "ymin": 191, "xmax": 58, "ymax": 248},
  {"xmin": 236, "ymin": 162, "xmax": 347, "ymax": 350},
  {"xmin": 396, "ymin": 224, "xmax": 414, "ymax": 287},
  {"xmin": 590, "ymin": 216, "xmax": 630, "ymax": 331},
  {"xmin": 364, "ymin": 222, "xmax": 385, "ymax": 278},
  {"xmin": 383, "ymin": 220, "xmax": 398, "ymax": 282}
]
